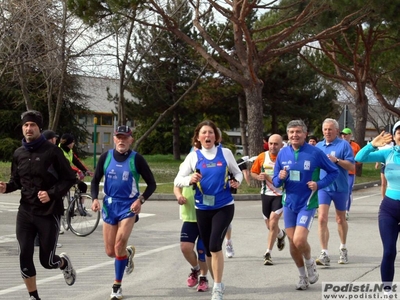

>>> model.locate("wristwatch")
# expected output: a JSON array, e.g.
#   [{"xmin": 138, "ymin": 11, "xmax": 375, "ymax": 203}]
[
  {"xmin": 138, "ymin": 195, "xmax": 145, "ymax": 204},
  {"xmin": 335, "ymin": 158, "xmax": 340, "ymax": 164}
]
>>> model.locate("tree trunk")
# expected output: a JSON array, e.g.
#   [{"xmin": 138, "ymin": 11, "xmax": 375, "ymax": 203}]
[
  {"xmin": 238, "ymin": 94, "xmax": 248, "ymax": 155},
  {"xmin": 172, "ymin": 109, "xmax": 181, "ymax": 160},
  {"xmin": 353, "ymin": 93, "xmax": 368, "ymax": 177},
  {"xmin": 244, "ymin": 82, "xmax": 264, "ymax": 158}
]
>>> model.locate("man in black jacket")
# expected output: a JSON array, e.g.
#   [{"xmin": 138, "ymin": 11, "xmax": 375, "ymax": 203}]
[{"xmin": 0, "ymin": 110, "xmax": 77, "ymax": 300}]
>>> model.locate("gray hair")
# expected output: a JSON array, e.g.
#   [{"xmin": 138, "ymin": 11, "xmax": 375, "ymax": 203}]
[
  {"xmin": 322, "ymin": 118, "xmax": 339, "ymax": 130},
  {"xmin": 287, "ymin": 120, "xmax": 307, "ymax": 133}
]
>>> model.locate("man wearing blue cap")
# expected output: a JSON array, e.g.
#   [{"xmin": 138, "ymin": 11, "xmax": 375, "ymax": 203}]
[{"xmin": 91, "ymin": 125, "xmax": 157, "ymax": 300}]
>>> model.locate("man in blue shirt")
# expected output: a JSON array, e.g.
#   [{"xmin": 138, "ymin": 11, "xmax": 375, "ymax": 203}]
[
  {"xmin": 315, "ymin": 118, "xmax": 355, "ymax": 266},
  {"xmin": 273, "ymin": 120, "xmax": 339, "ymax": 290}
]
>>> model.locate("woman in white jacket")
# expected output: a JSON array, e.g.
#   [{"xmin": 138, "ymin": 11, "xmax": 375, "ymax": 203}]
[{"xmin": 174, "ymin": 120, "xmax": 242, "ymax": 300}]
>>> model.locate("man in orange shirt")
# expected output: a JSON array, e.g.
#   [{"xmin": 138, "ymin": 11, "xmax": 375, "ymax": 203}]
[
  {"xmin": 340, "ymin": 128, "xmax": 360, "ymax": 220},
  {"xmin": 251, "ymin": 134, "xmax": 286, "ymax": 265}
]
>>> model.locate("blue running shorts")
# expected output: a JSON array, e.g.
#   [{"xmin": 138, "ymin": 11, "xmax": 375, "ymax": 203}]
[
  {"xmin": 283, "ymin": 206, "xmax": 316, "ymax": 230},
  {"xmin": 318, "ymin": 190, "xmax": 348, "ymax": 211},
  {"xmin": 102, "ymin": 196, "xmax": 138, "ymax": 225}
]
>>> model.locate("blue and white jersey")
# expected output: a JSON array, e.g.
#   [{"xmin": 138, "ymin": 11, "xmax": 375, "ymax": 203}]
[
  {"xmin": 104, "ymin": 150, "xmax": 139, "ymax": 201},
  {"xmin": 194, "ymin": 146, "xmax": 233, "ymax": 210}
]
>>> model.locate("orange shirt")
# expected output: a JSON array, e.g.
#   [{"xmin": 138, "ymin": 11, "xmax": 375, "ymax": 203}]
[{"xmin": 349, "ymin": 141, "xmax": 361, "ymax": 175}]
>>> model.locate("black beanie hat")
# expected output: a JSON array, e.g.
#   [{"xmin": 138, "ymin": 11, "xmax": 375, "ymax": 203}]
[
  {"xmin": 21, "ymin": 110, "xmax": 43, "ymax": 129},
  {"xmin": 60, "ymin": 133, "xmax": 74, "ymax": 146}
]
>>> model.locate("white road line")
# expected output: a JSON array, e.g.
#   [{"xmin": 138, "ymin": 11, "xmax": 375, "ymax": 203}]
[
  {"xmin": 353, "ymin": 193, "xmax": 381, "ymax": 200},
  {"xmin": 0, "ymin": 243, "xmax": 180, "ymax": 295}
]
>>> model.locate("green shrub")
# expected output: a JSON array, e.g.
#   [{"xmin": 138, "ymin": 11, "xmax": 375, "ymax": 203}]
[{"xmin": 0, "ymin": 138, "xmax": 21, "ymax": 162}]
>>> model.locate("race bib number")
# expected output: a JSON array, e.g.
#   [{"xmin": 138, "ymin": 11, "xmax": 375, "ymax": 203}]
[
  {"xmin": 203, "ymin": 195, "xmax": 215, "ymax": 206},
  {"xmin": 290, "ymin": 170, "xmax": 300, "ymax": 181}
]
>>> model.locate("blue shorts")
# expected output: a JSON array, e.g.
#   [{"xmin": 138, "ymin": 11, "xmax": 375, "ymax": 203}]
[
  {"xmin": 102, "ymin": 196, "xmax": 138, "ymax": 225},
  {"xmin": 318, "ymin": 190, "xmax": 348, "ymax": 211},
  {"xmin": 283, "ymin": 206, "xmax": 316, "ymax": 230},
  {"xmin": 180, "ymin": 221, "xmax": 206, "ymax": 262},
  {"xmin": 181, "ymin": 221, "xmax": 200, "ymax": 243}
]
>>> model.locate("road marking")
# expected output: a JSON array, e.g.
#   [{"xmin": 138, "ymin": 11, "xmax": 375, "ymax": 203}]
[
  {"xmin": 0, "ymin": 243, "xmax": 180, "ymax": 296},
  {"xmin": 353, "ymin": 193, "xmax": 381, "ymax": 200}
]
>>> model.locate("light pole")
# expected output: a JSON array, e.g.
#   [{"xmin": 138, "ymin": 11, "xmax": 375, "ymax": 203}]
[{"xmin": 93, "ymin": 117, "xmax": 97, "ymax": 168}]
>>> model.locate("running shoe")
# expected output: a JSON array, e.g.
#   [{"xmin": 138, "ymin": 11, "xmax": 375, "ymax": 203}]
[
  {"xmin": 60, "ymin": 252, "xmax": 76, "ymax": 286},
  {"xmin": 306, "ymin": 258, "xmax": 319, "ymax": 284},
  {"xmin": 316, "ymin": 251, "xmax": 330, "ymax": 266},
  {"xmin": 211, "ymin": 284, "xmax": 225, "ymax": 300},
  {"xmin": 338, "ymin": 248, "xmax": 348, "ymax": 264},
  {"xmin": 126, "ymin": 245, "xmax": 135, "ymax": 275},
  {"xmin": 197, "ymin": 276, "xmax": 209, "ymax": 292},
  {"xmin": 277, "ymin": 229, "xmax": 286, "ymax": 251},
  {"xmin": 225, "ymin": 243, "xmax": 235, "ymax": 258},
  {"xmin": 187, "ymin": 268, "xmax": 199, "ymax": 287},
  {"xmin": 383, "ymin": 286, "xmax": 392, "ymax": 297},
  {"xmin": 28, "ymin": 297, "xmax": 40, "ymax": 300},
  {"xmin": 296, "ymin": 275, "xmax": 309, "ymax": 290},
  {"xmin": 110, "ymin": 284, "xmax": 123, "ymax": 300},
  {"xmin": 263, "ymin": 252, "xmax": 273, "ymax": 265}
]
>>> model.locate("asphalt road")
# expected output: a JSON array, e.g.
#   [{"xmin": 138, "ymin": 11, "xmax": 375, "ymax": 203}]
[{"xmin": 0, "ymin": 186, "xmax": 397, "ymax": 300}]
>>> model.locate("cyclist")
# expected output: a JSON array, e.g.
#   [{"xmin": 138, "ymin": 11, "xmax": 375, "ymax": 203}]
[{"xmin": 59, "ymin": 133, "xmax": 93, "ymax": 215}]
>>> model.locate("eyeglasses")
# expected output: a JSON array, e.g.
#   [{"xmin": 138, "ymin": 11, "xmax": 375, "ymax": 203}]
[{"xmin": 117, "ymin": 125, "xmax": 129, "ymax": 133}]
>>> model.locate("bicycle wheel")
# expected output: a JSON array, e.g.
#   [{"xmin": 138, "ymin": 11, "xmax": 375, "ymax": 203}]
[
  {"xmin": 66, "ymin": 194, "xmax": 100, "ymax": 237},
  {"xmin": 61, "ymin": 190, "xmax": 71, "ymax": 231}
]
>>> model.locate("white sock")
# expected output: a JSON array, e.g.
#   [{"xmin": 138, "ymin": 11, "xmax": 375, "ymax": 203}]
[
  {"xmin": 277, "ymin": 229, "xmax": 284, "ymax": 239},
  {"xmin": 214, "ymin": 282, "xmax": 223, "ymax": 290},
  {"xmin": 298, "ymin": 266, "xmax": 306, "ymax": 276},
  {"xmin": 322, "ymin": 249, "xmax": 329, "ymax": 255},
  {"xmin": 305, "ymin": 258, "xmax": 313, "ymax": 266},
  {"xmin": 193, "ymin": 265, "xmax": 200, "ymax": 271},
  {"xmin": 265, "ymin": 249, "xmax": 271, "ymax": 255},
  {"xmin": 226, "ymin": 239, "xmax": 232, "ymax": 245},
  {"xmin": 340, "ymin": 244, "xmax": 346, "ymax": 249}
]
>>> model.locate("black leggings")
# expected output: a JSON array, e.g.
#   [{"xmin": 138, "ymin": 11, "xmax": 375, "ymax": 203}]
[
  {"xmin": 196, "ymin": 204, "xmax": 234, "ymax": 257},
  {"xmin": 16, "ymin": 210, "xmax": 62, "ymax": 278},
  {"xmin": 77, "ymin": 179, "xmax": 87, "ymax": 193}
]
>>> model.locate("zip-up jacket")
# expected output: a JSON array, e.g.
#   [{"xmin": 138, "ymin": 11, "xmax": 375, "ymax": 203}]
[
  {"xmin": 5, "ymin": 140, "xmax": 76, "ymax": 216},
  {"xmin": 272, "ymin": 143, "xmax": 339, "ymax": 212}
]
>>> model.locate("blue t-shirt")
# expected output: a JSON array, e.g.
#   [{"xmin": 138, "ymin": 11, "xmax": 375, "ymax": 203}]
[{"xmin": 316, "ymin": 137, "xmax": 355, "ymax": 193}]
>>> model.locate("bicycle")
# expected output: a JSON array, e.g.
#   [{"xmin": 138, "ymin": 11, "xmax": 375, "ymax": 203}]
[{"xmin": 61, "ymin": 184, "xmax": 100, "ymax": 237}]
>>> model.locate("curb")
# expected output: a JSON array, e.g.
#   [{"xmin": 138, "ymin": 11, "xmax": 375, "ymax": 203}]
[{"xmin": 149, "ymin": 180, "xmax": 382, "ymax": 201}]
